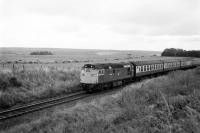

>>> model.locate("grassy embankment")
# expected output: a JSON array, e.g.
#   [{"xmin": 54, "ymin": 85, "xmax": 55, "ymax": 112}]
[
  {"xmin": 0, "ymin": 68, "xmax": 80, "ymax": 109},
  {"xmin": 2, "ymin": 67, "xmax": 200, "ymax": 133}
]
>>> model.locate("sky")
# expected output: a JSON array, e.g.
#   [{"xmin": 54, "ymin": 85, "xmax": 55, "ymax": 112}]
[{"xmin": 0, "ymin": 0, "xmax": 200, "ymax": 51}]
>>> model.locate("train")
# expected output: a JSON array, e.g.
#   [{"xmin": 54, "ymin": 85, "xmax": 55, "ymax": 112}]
[{"xmin": 80, "ymin": 58, "xmax": 198, "ymax": 92}]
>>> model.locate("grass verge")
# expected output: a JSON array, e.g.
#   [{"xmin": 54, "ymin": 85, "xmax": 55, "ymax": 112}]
[
  {"xmin": 0, "ymin": 68, "xmax": 80, "ymax": 109},
  {"xmin": 2, "ymin": 67, "xmax": 200, "ymax": 133}
]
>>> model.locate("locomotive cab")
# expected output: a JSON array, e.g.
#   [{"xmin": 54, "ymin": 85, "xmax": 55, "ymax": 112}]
[
  {"xmin": 80, "ymin": 63, "xmax": 134, "ymax": 92},
  {"xmin": 80, "ymin": 64, "xmax": 101, "ymax": 84}
]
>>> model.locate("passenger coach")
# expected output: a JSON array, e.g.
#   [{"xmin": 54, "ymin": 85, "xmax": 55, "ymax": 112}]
[{"xmin": 130, "ymin": 60, "xmax": 163, "ymax": 77}]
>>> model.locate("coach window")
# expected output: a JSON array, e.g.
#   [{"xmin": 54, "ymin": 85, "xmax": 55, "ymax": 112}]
[
  {"xmin": 141, "ymin": 66, "xmax": 143, "ymax": 72},
  {"xmin": 137, "ymin": 66, "xmax": 139, "ymax": 72},
  {"xmin": 138, "ymin": 66, "xmax": 141, "ymax": 72}
]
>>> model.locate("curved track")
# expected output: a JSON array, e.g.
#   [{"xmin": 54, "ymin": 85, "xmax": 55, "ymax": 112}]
[
  {"xmin": 0, "ymin": 91, "xmax": 88, "ymax": 121},
  {"xmin": 1, "ymin": 67, "xmax": 198, "ymax": 121}
]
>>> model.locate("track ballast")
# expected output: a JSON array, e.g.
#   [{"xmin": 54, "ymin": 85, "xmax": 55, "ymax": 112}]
[{"xmin": 0, "ymin": 91, "xmax": 88, "ymax": 121}]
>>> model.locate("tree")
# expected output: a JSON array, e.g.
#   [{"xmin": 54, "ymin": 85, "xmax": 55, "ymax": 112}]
[
  {"xmin": 161, "ymin": 48, "xmax": 200, "ymax": 57},
  {"xmin": 30, "ymin": 51, "xmax": 53, "ymax": 55}
]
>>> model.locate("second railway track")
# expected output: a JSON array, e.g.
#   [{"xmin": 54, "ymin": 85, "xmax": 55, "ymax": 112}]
[{"xmin": 0, "ymin": 91, "xmax": 88, "ymax": 121}]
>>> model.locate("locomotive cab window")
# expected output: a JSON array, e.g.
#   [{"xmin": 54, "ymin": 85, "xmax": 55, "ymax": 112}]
[
  {"xmin": 127, "ymin": 67, "xmax": 131, "ymax": 75},
  {"xmin": 113, "ymin": 69, "xmax": 115, "ymax": 73}
]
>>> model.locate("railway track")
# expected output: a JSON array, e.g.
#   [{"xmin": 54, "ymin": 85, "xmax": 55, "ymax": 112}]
[
  {"xmin": 1, "ymin": 67, "xmax": 198, "ymax": 122},
  {"xmin": 0, "ymin": 91, "xmax": 88, "ymax": 121}
]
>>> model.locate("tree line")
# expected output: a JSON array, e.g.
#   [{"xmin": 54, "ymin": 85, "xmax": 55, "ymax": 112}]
[
  {"xmin": 161, "ymin": 48, "xmax": 200, "ymax": 57},
  {"xmin": 30, "ymin": 51, "xmax": 53, "ymax": 55}
]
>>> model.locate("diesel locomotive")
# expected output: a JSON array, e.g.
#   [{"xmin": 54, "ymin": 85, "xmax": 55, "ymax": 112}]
[{"xmin": 80, "ymin": 59, "xmax": 197, "ymax": 92}]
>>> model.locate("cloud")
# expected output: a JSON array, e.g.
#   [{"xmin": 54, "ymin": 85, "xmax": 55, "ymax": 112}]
[{"xmin": 0, "ymin": 0, "xmax": 200, "ymax": 51}]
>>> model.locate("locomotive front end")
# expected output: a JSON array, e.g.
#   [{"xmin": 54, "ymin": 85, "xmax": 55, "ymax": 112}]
[{"xmin": 80, "ymin": 64, "xmax": 100, "ymax": 91}]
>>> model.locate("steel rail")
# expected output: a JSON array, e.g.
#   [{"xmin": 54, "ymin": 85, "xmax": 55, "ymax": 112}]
[{"xmin": 0, "ymin": 91, "xmax": 88, "ymax": 121}]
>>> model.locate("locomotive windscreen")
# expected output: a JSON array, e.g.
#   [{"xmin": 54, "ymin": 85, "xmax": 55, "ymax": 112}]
[{"xmin": 83, "ymin": 64, "xmax": 95, "ymax": 68}]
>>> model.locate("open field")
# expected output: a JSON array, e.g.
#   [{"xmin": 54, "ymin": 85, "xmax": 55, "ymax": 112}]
[
  {"xmin": 0, "ymin": 47, "xmax": 190, "ymax": 71},
  {"xmin": 0, "ymin": 47, "xmax": 161, "ymax": 63},
  {"xmin": 1, "ymin": 67, "xmax": 200, "ymax": 133},
  {"xmin": 0, "ymin": 47, "xmax": 199, "ymax": 110}
]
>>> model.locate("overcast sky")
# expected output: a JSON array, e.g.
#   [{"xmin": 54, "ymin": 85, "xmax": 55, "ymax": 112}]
[{"xmin": 0, "ymin": 0, "xmax": 200, "ymax": 51}]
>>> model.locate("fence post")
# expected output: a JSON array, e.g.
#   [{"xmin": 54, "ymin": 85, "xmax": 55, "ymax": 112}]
[{"xmin": 13, "ymin": 64, "xmax": 15, "ymax": 73}]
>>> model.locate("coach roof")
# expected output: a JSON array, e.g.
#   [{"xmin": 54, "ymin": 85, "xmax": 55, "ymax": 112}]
[{"xmin": 130, "ymin": 60, "xmax": 163, "ymax": 66}]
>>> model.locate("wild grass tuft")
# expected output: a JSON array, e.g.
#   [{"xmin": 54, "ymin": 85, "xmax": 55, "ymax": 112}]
[{"xmin": 0, "ymin": 68, "xmax": 81, "ymax": 109}]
